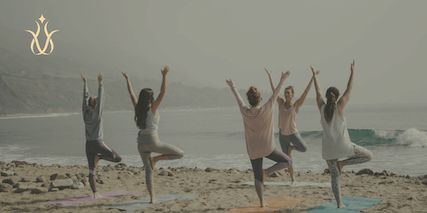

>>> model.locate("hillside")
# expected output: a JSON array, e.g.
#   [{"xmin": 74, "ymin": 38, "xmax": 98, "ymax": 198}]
[
  {"xmin": 0, "ymin": 73, "xmax": 316, "ymax": 116},
  {"xmin": 0, "ymin": 74, "xmax": 244, "ymax": 116}
]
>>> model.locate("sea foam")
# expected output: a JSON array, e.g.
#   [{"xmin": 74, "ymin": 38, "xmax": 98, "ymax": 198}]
[{"xmin": 395, "ymin": 128, "xmax": 427, "ymax": 147}]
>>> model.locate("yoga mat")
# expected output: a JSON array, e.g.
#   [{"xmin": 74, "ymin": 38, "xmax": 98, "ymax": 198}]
[
  {"xmin": 242, "ymin": 181, "xmax": 331, "ymax": 187},
  {"xmin": 226, "ymin": 196, "xmax": 306, "ymax": 213},
  {"xmin": 307, "ymin": 197, "xmax": 384, "ymax": 213},
  {"xmin": 47, "ymin": 190, "xmax": 141, "ymax": 206},
  {"xmin": 102, "ymin": 193, "xmax": 199, "ymax": 211}
]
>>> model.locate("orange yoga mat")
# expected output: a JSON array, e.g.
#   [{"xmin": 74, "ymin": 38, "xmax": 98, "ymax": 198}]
[{"xmin": 226, "ymin": 196, "xmax": 307, "ymax": 213}]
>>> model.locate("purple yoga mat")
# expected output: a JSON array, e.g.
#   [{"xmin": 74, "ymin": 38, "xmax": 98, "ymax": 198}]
[{"xmin": 47, "ymin": 190, "xmax": 141, "ymax": 206}]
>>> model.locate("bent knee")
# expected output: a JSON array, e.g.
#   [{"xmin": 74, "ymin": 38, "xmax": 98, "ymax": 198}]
[
  {"xmin": 114, "ymin": 155, "xmax": 122, "ymax": 163},
  {"xmin": 177, "ymin": 150, "xmax": 184, "ymax": 159},
  {"xmin": 366, "ymin": 151, "xmax": 373, "ymax": 162},
  {"xmin": 298, "ymin": 146, "xmax": 307, "ymax": 153}
]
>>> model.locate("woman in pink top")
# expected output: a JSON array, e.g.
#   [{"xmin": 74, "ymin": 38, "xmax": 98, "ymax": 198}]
[
  {"xmin": 265, "ymin": 69, "xmax": 319, "ymax": 185},
  {"xmin": 226, "ymin": 71, "xmax": 292, "ymax": 207}
]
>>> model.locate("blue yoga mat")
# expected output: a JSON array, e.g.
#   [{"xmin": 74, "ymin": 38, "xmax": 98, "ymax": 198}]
[
  {"xmin": 242, "ymin": 181, "xmax": 331, "ymax": 187},
  {"xmin": 307, "ymin": 197, "xmax": 384, "ymax": 213},
  {"xmin": 102, "ymin": 193, "xmax": 199, "ymax": 211}
]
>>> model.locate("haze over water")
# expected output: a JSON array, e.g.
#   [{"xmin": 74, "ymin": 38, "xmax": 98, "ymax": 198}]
[{"xmin": 1, "ymin": 103, "xmax": 425, "ymax": 176}]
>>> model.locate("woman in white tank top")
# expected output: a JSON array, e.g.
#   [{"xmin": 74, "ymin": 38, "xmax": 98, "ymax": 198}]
[
  {"xmin": 265, "ymin": 68, "xmax": 318, "ymax": 185},
  {"xmin": 312, "ymin": 60, "xmax": 373, "ymax": 208}
]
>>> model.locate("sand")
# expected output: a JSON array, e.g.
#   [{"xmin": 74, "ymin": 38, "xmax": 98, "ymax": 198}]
[{"xmin": 1, "ymin": 161, "xmax": 426, "ymax": 213}]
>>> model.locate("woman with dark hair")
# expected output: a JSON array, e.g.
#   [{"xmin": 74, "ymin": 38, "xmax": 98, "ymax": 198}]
[
  {"xmin": 265, "ymin": 68, "xmax": 319, "ymax": 185},
  {"xmin": 81, "ymin": 73, "xmax": 122, "ymax": 198},
  {"xmin": 312, "ymin": 60, "xmax": 373, "ymax": 208},
  {"xmin": 226, "ymin": 71, "xmax": 293, "ymax": 207},
  {"xmin": 122, "ymin": 66, "xmax": 183, "ymax": 204}
]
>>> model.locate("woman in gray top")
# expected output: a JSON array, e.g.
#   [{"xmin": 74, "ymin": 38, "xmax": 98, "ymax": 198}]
[
  {"xmin": 81, "ymin": 73, "xmax": 122, "ymax": 198},
  {"xmin": 122, "ymin": 66, "xmax": 183, "ymax": 204}
]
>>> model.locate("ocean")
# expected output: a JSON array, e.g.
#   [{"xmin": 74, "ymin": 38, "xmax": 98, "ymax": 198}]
[{"xmin": 0, "ymin": 103, "xmax": 426, "ymax": 176}]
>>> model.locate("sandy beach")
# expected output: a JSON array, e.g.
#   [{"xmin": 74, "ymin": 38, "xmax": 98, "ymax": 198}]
[{"xmin": 0, "ymin": 161, "xmax": 426, "ymax": 213}]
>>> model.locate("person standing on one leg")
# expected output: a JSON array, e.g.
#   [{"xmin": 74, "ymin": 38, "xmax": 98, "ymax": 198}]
[
  {"xmin": 226, "ymin": 71, "xmax": 292, "ymax": 207},
  {"xmin": 122, "ymin": 66, "xmax": 183, "ymax": 204},
  {"xmin": 311, "ymin": 60, "xmax": 373, "ymax": 208},
  {"xmin": 265, "ymin": 68, "xmax": 319, "ymax": 185},
  {"xmin": 81, "ymin": 73, "xmax": 122, "ymax": 198}
]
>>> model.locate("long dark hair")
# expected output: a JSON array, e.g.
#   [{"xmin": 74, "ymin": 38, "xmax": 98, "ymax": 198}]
[
  {"xmin": 324, "ymin": 87, "xmax": 340, "ymax": 123},
  {"xmin": 246, "ymin": 86, "xmax": 261, "ymax": 107},
  {"xmin": 134, "ymin": 88, "xmax": 154, "ymax": 129}
]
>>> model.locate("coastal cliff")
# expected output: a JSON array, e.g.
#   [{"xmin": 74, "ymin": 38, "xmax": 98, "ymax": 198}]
[{"xmin": 0, "ymin": 74, "xmax": 241, "ymax": 116}]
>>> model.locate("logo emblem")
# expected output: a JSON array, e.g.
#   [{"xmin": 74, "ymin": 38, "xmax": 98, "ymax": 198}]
[{"xmin": 25, "ymin": 15, "xmax": 59, "ymax": 55}]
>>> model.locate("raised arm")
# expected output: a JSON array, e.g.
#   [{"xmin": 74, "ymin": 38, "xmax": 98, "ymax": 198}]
[
  {"xmin": 226, "ymin": 79, "xmax": 245, "ymax": 108},
  {"xmin": 81, "ymin": 74, "xmax": 89, "ymax": 113},
  {"xmin": 270, "ymin": 71, "xmax": 290, "ymax": 104},
  {"xmin": 151, "ymin": 66, "xmax": 169, "ymax": 115},
  {"xmin": 294, "ymin": 70, "xmax": 320, "ymax": 113},
  {"xmin": 121, "ymin": 70, "xmax": 138, "ymax": 109},
  {"xmin": 265, "ymin": 69, "xmax": 284, "ymax": 105},
  {"xmin": 97, "ymin": 72, "xmax": 105, "ymax": 116},
  {"xmin": 337, "ymin": 60, "xmax": 355, "ymax": 114},
  {"xmin": 311, "ymin": 66, "xmax": 324, "ymax": 112}
]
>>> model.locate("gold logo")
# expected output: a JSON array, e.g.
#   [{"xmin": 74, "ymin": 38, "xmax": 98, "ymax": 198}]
[{"xmin": 25, "ymin": 15, "xmax": 59, "ymax": 55}]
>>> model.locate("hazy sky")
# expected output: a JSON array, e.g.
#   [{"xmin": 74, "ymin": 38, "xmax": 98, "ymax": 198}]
[{"xmin": 1, "ymin": 0, "xmax": 426, "ymax": 104}]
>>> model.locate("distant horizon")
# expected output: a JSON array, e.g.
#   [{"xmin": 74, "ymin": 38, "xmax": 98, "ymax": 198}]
[{"xmin": 1, "ymin": 69, "xmax": 426, "ymax": 106}]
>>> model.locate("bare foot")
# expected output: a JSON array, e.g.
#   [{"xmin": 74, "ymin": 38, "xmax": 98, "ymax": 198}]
[
  {"xmin": 289, "ymin": 166, "xmax": 296, "ymax": 185},
  {"xmin": 262, "ymin": 169, "xmax": 268, "ymax": 185},
  {"xmin": 260, "ymin": 202, "xmax": 268, "ymax": 207},
  {"xmin": 93, "ymin": 192, "xmax": 103, "ymax": 198},
  {"xmin": 150, "ymin": 198, "xmax": 157, "ymax": 204},
  {"xmin": 337, "ymin": 161, "xmax": 346, "ymax": 174},
  {"xmin": 338, "ymin": 204, "xmax": 346, "ymax": 208}
]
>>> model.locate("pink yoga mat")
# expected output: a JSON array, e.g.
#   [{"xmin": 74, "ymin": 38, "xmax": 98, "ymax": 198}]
[
  {"xmin": 226, "ymin": 197, "xmax": 307, "ymax": 213},
  {"xmin": 47, "ymin": 190, "xmax": 141, "ymax": 206}
]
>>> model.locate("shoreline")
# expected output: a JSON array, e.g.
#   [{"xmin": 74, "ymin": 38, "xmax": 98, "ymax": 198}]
[
  {"xmin": 2, "ymin": 160, "xmax": 427, "ymax": 177},
  {"xmin": 1, "ymin": 160, "xmax": 426, "ymax": 213},
  {"xmin": 1, "ymin": 151, "xmax": 426, "ymax": 177}
]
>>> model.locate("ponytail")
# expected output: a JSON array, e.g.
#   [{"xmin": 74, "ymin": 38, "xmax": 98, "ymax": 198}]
[{"xmin": 324, "ymin": 87, "xmax": 339, "ymax": 123}]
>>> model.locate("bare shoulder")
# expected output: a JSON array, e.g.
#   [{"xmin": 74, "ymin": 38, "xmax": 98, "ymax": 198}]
[
  {"xmin": 277, "ymin": 97, "xmax": 285, "ymax": 105},
  {"xmin": 337, "ymin": 102, "xmax": 345, "ymax": 118}
]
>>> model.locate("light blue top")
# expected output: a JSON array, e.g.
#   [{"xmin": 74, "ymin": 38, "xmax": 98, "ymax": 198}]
[{"xmin": 139, "ymin": 106, "xmax": 159, "ymax": 133}]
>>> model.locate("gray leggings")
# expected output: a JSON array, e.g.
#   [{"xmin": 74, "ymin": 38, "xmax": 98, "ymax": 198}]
[
  {"xmin": 279, "ymin": 131, "xmax": 308, "ymax": 155},
  {"xmin": 137, "ymin": 133, "xmax": 184, "ymax": 184},
  {"xmin": 327, "ymin": 144, "xmax": 373, "ymax": 207}
]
